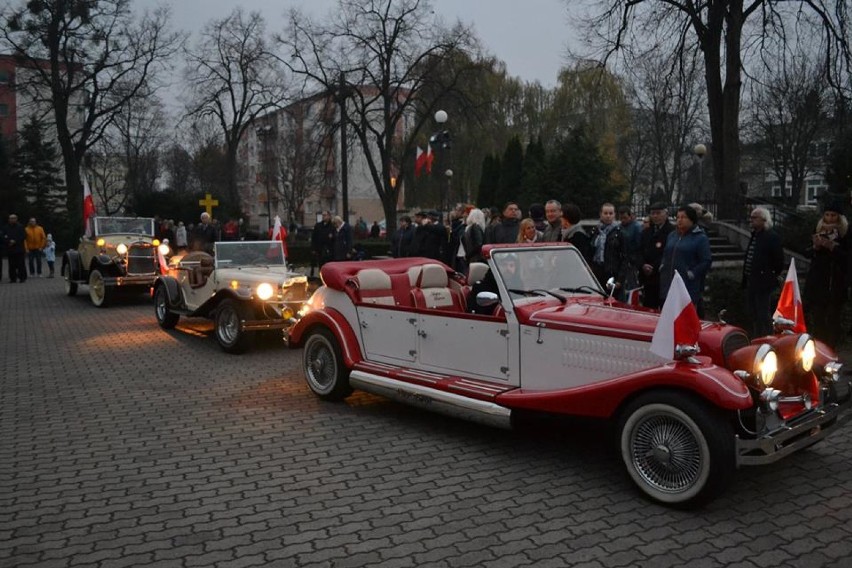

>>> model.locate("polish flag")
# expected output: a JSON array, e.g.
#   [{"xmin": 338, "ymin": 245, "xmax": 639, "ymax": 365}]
[
  {"xmin": 82, "ymin": 170, "xmax": 96, "ymax": 237},
  {"xmin": 650, "ymin": 271, "xmax": 700, "ymax": 360},
  {"xmin": 157, "ymin": 240, "xmax": 169, "ymax": 275},
  {"xmin": 269, "ymin": 215, "xmax": 289, "ymax": 258},
  {"xmin": 773, "ymin": 259, "xmax": 806, "ymax": 333},
  {"xmin": 625, "ymin": 287, "xmax": 643, "ymax": 307},
  {"xmin": 415, "ymin": 145, "xmax": 427, "ymax": 177},
  {"xmin": 425, "ymin": 143, "xmax": 434, "ymax": 174}
]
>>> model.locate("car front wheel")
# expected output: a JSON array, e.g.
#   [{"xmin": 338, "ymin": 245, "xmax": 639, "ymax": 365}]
[
  {"xmin": 88, "ymin": 269, "xmax": 111, "ymax": 307},
  {"xmin": 63, "ymin": 262, "xmax": 77, "ymax": 296},
  {"xmin": 303, "ymin": 327, "xmax": 352, "ymax": 401},
  {"xmin": 618, "ymin": 391, "xmax": 735, "ymax": 508},
  {"xmin": 215, "ymin": 299, "xmax": 253, "ymax": 353},
  {"xmin": 154, "ymin": 286, "xmax": 179, "ymax": 329}
]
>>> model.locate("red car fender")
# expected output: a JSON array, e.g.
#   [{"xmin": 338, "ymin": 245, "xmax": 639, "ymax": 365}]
[
  {"xmin": 289, "ymin": 308, "xmax": 363, "ymax": 368},
  {"xmin": 496, "ymin": 362, "xmax": 752, "ymax": 419}
]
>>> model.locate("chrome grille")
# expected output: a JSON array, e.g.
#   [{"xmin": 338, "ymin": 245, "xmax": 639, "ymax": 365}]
[
  {"xmin": 126, "ymin": 245, "xmax": 156, "ymax": 275},
  {"xmin": 722, "ymin": 331, "xmax": 750, "ymax": 366}
]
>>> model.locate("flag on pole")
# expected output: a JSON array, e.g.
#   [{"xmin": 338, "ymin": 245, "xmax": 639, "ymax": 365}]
[
  {"xmin": 82, "ymin": 170, "xmax": 96, "ymax": 237},
  {"xmin": 270, "ymin": 215, "xmax": 289, "ymax": 258},
  {"xmin": 425, "ymin": 143, "xmax": 434, "ymax": 174},
  {"xmin": 773, "ymin": 258, "xmax": 806, "ymax": 333},
  {"xmin": 625, "ymin": 286, "xmax": 643, "ymax": 307},
  {"xmin": 650, "ymin": 271, "xmax": 701, "ymax": 360}
]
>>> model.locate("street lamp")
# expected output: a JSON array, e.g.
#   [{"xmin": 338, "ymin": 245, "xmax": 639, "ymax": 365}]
[
  {"xmin": 694, "ymin": 143, "xmax": 707, "ymax": 201},
  {"xmin": 431, "ymin": 110, "xmax": 451, "ymax": 219},
  {"xmin": 256, "ymin": 125, "xmax": 274, "ymax": 232}
]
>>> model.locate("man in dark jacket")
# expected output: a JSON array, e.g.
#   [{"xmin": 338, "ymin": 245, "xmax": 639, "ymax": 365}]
[
  {"xmin": 542, "ymin": 200, "xmax": 563, "ymax": 242},
  {"xmin": 311, "ymin": 211, "xmax": 336, "ymax": 270},
  {"xmin": 191, "ymin": 212, "xmax": 217, "ymax": 254},
  {"xmin": 4, "ymin": 214, "xmax": 27, "ymax": 283},
  {"xmin": 412, "ymin": 210, "xmax": 447, "ymax": 261},
  {"xmin": 742, "ymin": 207, "xmax": 784, "ymax": 337},
  {"xmin": 485, "ymin": 202, "xmax": 521, "ymax": 244},
  {"xmin": 561, "ymin": 204, "xmax": 592, "ymax": 263},
  {"xmin": 589, "ymin": 203, "xmax": 629, "ymax": 294},
  {"xmin": 332, "ymin": 216, "xmax": 353, "ymax": 261},
  {"xmin": 639, "ymin": 202, "xmax": 674, "ymax": 309},
  {"xmin": 391, "ymin": 216, "xmax": 415, "ymax": 257}
]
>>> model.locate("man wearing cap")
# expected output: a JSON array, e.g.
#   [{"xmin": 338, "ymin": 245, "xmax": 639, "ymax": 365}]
[
  {"xmin": 639, "ymin": 202, "xmax": 673, "ymax": 309},
  {"xmin": 411, "ymin": 210, "xmax": 446, "ymax": 261}
]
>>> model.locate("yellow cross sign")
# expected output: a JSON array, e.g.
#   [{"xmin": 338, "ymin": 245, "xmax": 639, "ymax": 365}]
[{"xmin": 198, "ymin": 193, "xmax": 219, "ymax": 217}]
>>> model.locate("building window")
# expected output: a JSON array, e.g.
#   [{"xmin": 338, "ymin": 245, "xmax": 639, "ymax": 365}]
[
  {"xmin": 771, "ymin": 184, "xmax": 791, "ymax": 198},
  {"xmin": 0, "ymin": 103, "xmax": 8, "ymax": 117},
  {"xmin": 806, "ymin": 179, "xmax": 827, "ymax": 205},
  {"xmin": 0, "ymin": 70, "xmax": 8, "ymax": 84}
]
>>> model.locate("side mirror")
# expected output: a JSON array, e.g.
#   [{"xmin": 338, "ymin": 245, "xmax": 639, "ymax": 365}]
[{"xmin": 476, "ymin": 291, "xmax": 500, "ymax": 308}]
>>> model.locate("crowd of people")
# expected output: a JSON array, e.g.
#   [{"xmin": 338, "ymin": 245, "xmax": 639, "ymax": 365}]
[
  {"xmin": 0, "ymin": 215, "xmax": 55, "ymax": 283},
  {"xmin": 369, "ymin": 198, "xmax": 848, "ymax": 348}
]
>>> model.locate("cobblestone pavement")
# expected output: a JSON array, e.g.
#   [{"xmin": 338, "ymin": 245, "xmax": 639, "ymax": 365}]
[{"xmin": 2, "ymin": 278, "xmax": 852, "ymax": 568}]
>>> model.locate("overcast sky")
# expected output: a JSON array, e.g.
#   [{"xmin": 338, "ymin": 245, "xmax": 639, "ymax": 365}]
[{"xmin": 135, "ymin": 0, "xmax": 575, "ymax": 89}]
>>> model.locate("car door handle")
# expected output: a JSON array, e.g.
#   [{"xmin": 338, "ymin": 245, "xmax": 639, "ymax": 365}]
[
  {"xmin": 360, "ymin": 321, "xmax": 368, "ymax": 328},
  {"xmin": 417, "ymin": 329, "xmax": 427, "ymax": 337}
]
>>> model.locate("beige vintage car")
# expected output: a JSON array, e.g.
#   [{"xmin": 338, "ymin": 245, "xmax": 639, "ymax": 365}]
[
  {"xmin": 62, "ymin": 216, "xmax": 166, "ymax": 307},
  {"xmin": 152, "ymin": 241, "xmax": 309, "ymax": 353}
]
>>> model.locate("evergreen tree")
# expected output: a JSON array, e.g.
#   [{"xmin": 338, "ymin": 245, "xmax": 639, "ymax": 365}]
[
  {"xmin": 520, "ymin": 137, "xmax": 548, "ymax": 206},
  {"xmin": 495, "ymin": 136, "xmax": 523, "ymax": 208},
  {"xmin": 548, "ymin": 126, "xmax": 618, "ymax": 217},
  {"xmin": 476, "ymin": 154, "xmax": 500, "ymax": 209},
  {"xmin": 12, "ymin": 116, "xmax": 64, "ymax": 223}
]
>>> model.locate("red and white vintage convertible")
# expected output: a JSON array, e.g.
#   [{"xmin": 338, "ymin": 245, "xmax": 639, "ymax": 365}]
[{"xmin": 289, "ymin": 243, "xmax": 851, "ymax": 507}]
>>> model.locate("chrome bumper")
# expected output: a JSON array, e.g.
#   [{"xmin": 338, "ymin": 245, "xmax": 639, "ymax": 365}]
[
  {"xmin": 736, "ymin": 398, "xmax": 852, "ymax": 467},
  {"xmin": 103, "ymin": 274, "xmax": 158, "ymax": 287}
]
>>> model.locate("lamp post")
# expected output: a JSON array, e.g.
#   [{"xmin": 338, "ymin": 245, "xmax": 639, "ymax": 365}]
[
  {"xmin": 694, "ymin": 143, "xmax": 707, "ymax": 202},
  {"xmin": 431, "ymin": 110, "xmax": 451, "ymax": 220},
  {"xmin": 256, "ymin": 125, "xmax": 274, "ymax": 232}
]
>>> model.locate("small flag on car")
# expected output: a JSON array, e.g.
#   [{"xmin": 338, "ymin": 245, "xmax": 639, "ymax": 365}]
[{"xmin": 650, "ymin": 272, "xmax": 700, "ymax": 360}]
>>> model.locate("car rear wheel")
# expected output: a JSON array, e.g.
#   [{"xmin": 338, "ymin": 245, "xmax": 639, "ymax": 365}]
[
  {"xmin": 303, "ymin": 327, "xmax": 352, "ymax": 401},
  {"xmin": 63, "ymin": 262, "xmax": 77, "ymax": 296},
  {"xmin": 88, "ymin": 269, "xmax": 111, "ymax": 307},
  {"xmin": 618, "ymin": 391, "xmax": 735, "ymax": 508},
  {"xmin": 154, "ymin": 286, "xmax": 179, "ymax": 329},
  {"xmin": 215, "ymin": 299, "xmax": 253, "ymax": 354}
]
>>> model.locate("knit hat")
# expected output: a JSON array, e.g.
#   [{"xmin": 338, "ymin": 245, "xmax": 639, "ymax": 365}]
[{"xmin": 825, "ymin": 201, "xmax": 844, "ymax": 214}]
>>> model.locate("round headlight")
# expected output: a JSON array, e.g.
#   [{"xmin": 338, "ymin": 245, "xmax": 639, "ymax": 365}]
[
  {"xmin": 158, "ymin": 243, "xmax": 170, "ymax": 255},
  {"xmin": 97, "ymin": 238, "xmax": 106, "ymax": 247},
  {"xmin": 797, "ymin": 335, "xmax": 816, "ymax": 373},
  {"xmin": 755, "ymin": 344, "xmax": 778, "ymax": 386},
  {"xmin": 116, "ymin": 243, "xmax": 128, "ymax": 255},
  {"xmin": 256, "ymin": 283, "xmax": 274, "ymax": 300}
]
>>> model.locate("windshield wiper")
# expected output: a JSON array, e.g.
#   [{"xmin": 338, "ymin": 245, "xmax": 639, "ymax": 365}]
[
  {"xmin": 559, "ymin": 285, "xmax": 607, "ymax": 298},
  {"xmin": 508, "ymin": 288, "xmax": 567, "ymax": 304}
]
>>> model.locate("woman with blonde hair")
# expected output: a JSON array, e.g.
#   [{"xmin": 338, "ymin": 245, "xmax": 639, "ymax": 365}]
[
  {"xmin": 517, "ymin": 217, "xmax": 543, "ymax": 243},
  {"xmin": 462, "ymin": 208, "xmax": 486, "ymax": 264}
]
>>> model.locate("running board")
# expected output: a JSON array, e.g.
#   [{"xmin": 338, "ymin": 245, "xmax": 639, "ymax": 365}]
[{"xmin": 349, "ymin": 370, "xmax": 513, "ymax": 430}]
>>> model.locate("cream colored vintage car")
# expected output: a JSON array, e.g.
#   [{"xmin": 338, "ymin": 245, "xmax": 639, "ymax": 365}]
[
  {"xmin": 62, "ymin": 216, "xmax": 166, "ymax": 307},
  {"xmin": 152, "ymin": 241, "xmax": 309, "ymax": 353}
]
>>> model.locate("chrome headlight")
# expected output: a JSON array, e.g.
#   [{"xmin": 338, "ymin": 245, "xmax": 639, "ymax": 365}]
[
  {"xmin": 755, "ymin": 344, "xmax": 778, "ymax": 386},
  {"xmin": 116, "ymin": 243, "xmax": 128, "ymax": 255},
  {"xmin": 796, "ymin": 334, "xmax": 816, "ymax": 373},
  {"xmin": 256, "ymin": 282, "xmax": 274, "ymax": 300}
]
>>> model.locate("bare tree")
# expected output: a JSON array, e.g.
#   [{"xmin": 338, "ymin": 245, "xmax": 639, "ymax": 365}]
[
  {"xmin": 280, "ymin": 0, "xmax": 478, "ymax": 232},
  {"xmin": 271, "ymin": 103, "xmax": 332, "ymax": 225},
  {"xmin": 113, "ymin": 85, "xmax": 166, "ymax": 203},
  {"xmin": 578, "ymin": 1, "xmax": 852, "ymax": 219},
  {"xmin": 88, "ymin": 138, "xmax": 130, "ymax": 215},
  {"xmin": 2, "ymin": 0, "xmax": 182, "ymax": 232},
  {"xmin": 748, "ymin": 51, "xmax": 827, "ymax": 207},
  {"xmin": 183, "ymin": 8, "xmax": 288, "ymax": 209}
]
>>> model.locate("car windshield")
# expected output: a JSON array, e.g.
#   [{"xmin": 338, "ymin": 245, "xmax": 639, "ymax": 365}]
[
  {"xmin": 94, "ymin": 217, "xmax": 155, "ymax": 236},
  {"xmin": 491, "ymin": 247, "xmax": 601, "ymax": 300},
  {"xmin": 214, "ymin": 241, "xmax": 286, "ymax": 269}
]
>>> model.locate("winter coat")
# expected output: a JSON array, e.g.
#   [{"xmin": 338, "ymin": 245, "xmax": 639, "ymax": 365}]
[
  {"xmin": 333, "ymin": 223, "xmax": 353, "ymax": 261},
  {"xmin": 562, "ymin": 225, "xmax": 592, "ymax": 265},
  {"xmin": 4, "ymin": 223, "xmax": 26, "ymax": 254},
  {"xmin": 804, "ymin": 219, "xmax": 849, "ymax": 307},
  {"xmin": 742, "ymin": 228, "xmax": 784, "ymax": 291},
  {"xmin": 391, "ymin": 225, "xmax": 415, "ymax": 257},
  {"xmin": 463, "ymin": 224, "xmax": 485, "ymax": 263},
  {"xmin": 659, "ymin": 224, "xmax": 712, "ymax": 307},
  {"xmin": 542, "ymin": 220, "xmax": 562, "ymax": 243},
  {"xmin": 25, "ymin": 224, "xmax": 46, "ymax": 252},
  {"xmin": 485, "ymin": 217, "xmax": 520, "ymax": 245}
]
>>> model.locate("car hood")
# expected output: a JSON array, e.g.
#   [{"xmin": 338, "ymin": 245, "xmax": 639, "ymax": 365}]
[{"xmin": 524, "ymin": 299, "xmax": 662, "ymax": 340}]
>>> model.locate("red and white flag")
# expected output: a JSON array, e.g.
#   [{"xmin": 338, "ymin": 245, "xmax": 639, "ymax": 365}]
[
  {"xmin": 650, "ymin": 271, "xmax": 700, "ymax": 360},
  {"xmin": 625, "ymin": 287, "xmax": 643, "ymax": 307},
  {"xmin": 415, "ymin": 145, "xmax": 427, "ymax": 177},
  {"xmin": 82, "ymin": 170, "xmax": 96, "ymax": 237},
  {"xmin": 269, "ymin": 215, "xmax": 289, "ymax": 258},
  {"xmin": 425, "ymin": 143, "xmax": 434, "ymax": 174},
  {"xmin": 773, "ymin": 258, "xmax": 806, "ymax": 333}
]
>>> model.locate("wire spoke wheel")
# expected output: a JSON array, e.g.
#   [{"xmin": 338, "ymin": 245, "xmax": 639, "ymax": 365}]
[
  {"xmin": 630, "ymin": 413, "xmax": 703, "ymax": 493},
  {"xmin": 302, "ymin": 328, "xmax": 351, "ymax": 401}
]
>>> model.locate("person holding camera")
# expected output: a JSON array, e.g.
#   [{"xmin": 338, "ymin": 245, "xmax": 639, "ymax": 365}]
[{"xmin": 804, "ymin": 203, "xmax": 849, "ymax": 347}]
